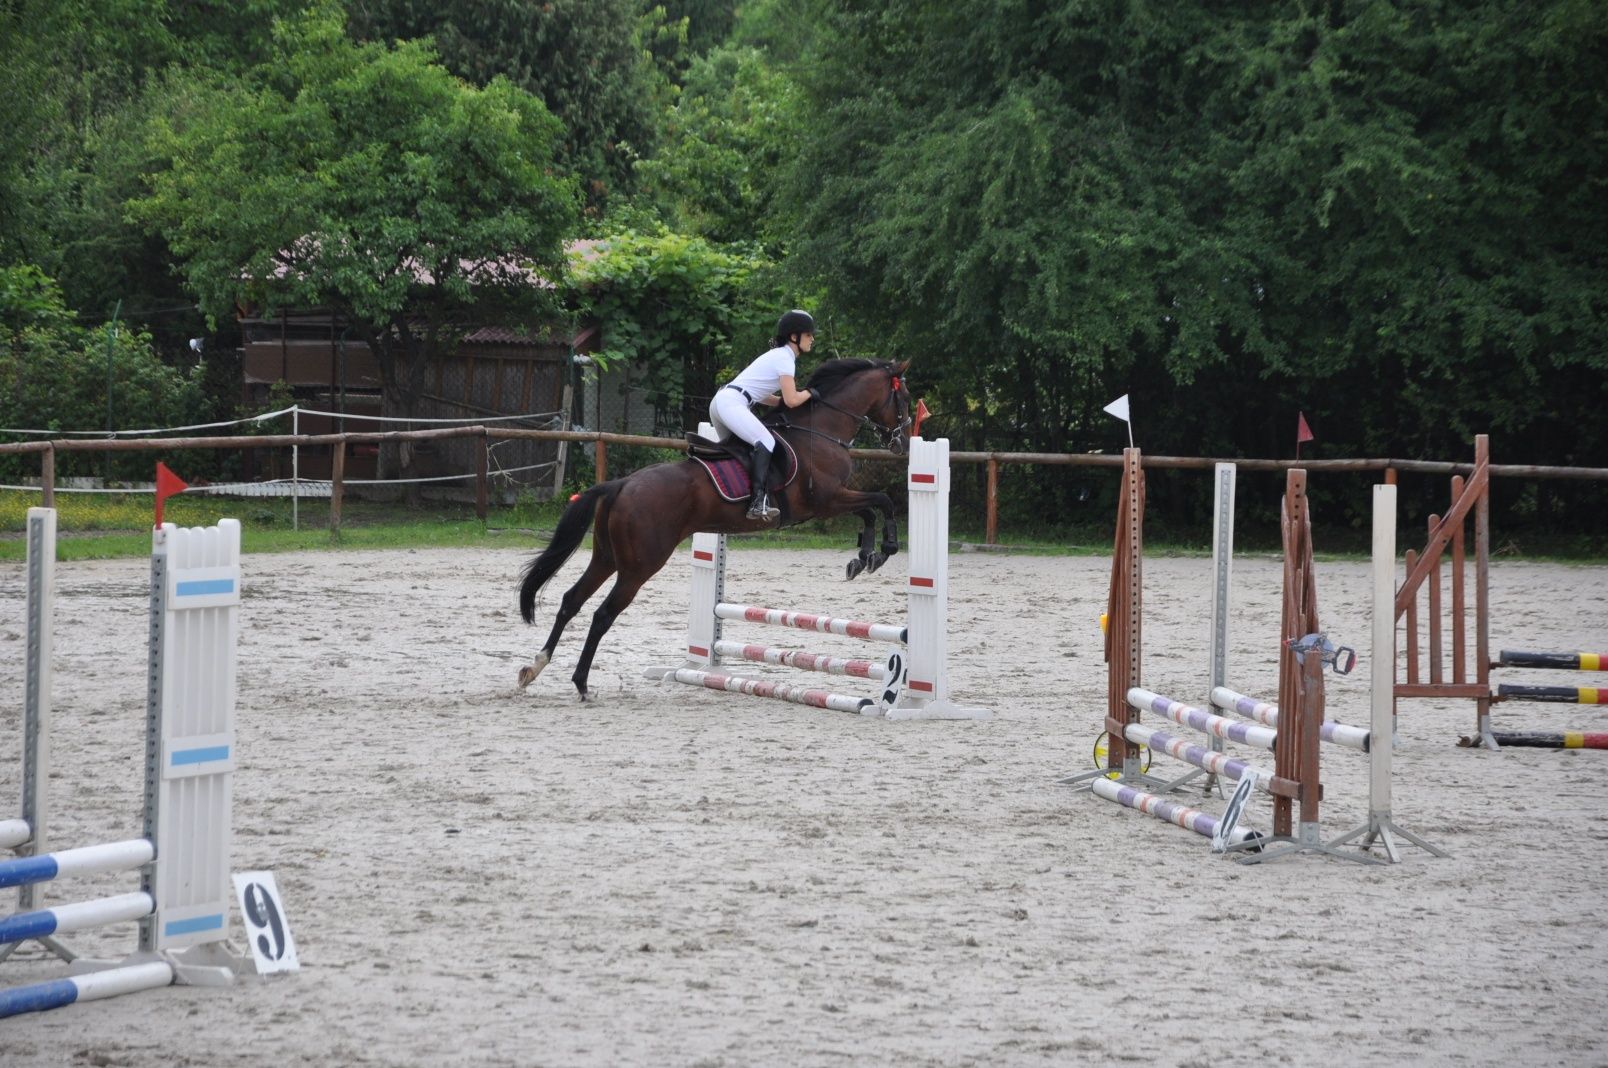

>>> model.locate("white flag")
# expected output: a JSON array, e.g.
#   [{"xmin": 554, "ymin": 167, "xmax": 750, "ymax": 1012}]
[{"xmin": 1103, "ymin": 394, "xmax": 1131, "ymax": 423}]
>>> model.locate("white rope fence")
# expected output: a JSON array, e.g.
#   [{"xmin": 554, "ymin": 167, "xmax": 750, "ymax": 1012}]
[
  {"xmin": 0, "ymin": 404, "xmax": 565, "ymax": 437},
  {"xmin": 1, "ymin": 406, "xmax": 571, "ymax": 528}
]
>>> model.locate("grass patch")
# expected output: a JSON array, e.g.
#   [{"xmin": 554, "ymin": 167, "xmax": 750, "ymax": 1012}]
[{"xmin": 3, "ymin": 488, "xmax": 1601, "ymax": 563}]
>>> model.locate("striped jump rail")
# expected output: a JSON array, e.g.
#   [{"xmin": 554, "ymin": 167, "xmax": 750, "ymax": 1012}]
[
  {"xmin": 710, "ymin": 641, "xmax": 889, "ymax": 681},
  {"xmin": 0, "ymin": 820, "xmax": 30, "ymax": 851},
  {"xmin": 713, "ymin": 603, "xmax": 906, "ymax": 645},
  {"xmin": 0, "ymin": 891, "xmax": 155, "ymax": 945},
  {"xmin": 0, "ymin": 839, "xmax": 154, "ymax": 891},
  {"xmin": 669, "ymin": 668, "xmax": 875, "ymax": 715},
  {"xmin": 1459, "ymin": 730, "xmax": 1608, "ymax": 750},
  {"xmin": 1120, "ymin": 723, "xmax": 1278, "ymax": 795},
  {"xmin": 1210, "ymin": 686, "xmax": 1372, "ymax": 752},
  {"xmin": 1125, "ymin": 688, "xmax": 1278, "ymax": 750},
  {"xmin": 0, "ymin": 961, "xmax": 175, "ymax": 1019},
  {"xmin": 1091, "ymin": 778, "xmax": 1264, "ymax": 850},
  {"xmin": 1495, "ymin": 684, "xmax": 1602, "ymax": 705},
  {"xmin": 1497, "ymin": 651, "xmax": 1605, "ymax": 672}
]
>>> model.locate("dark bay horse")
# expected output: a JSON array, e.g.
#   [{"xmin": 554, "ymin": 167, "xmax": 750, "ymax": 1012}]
[{"xmin": 517, "ymin": 358, "xmax": 914, "ymax": 699}]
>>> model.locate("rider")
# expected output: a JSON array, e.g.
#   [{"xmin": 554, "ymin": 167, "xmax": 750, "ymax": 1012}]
[{"xmin": 709, "ymin": 309, "xmax": 818, "ymax": 522}]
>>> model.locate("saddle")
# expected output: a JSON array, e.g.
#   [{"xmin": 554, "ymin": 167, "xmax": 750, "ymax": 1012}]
[{"xmin": 686, "ymin": 432, "xmax": 800, "ymax": 503}]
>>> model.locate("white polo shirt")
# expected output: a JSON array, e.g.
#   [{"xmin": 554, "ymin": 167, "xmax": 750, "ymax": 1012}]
[{"xmin": 726, "ymin": 345, "xmax": 796, "ymax": 400}]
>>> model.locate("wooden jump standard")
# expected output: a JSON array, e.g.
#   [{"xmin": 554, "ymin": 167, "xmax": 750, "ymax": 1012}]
[
  {"xmin": 1391, "ymin": 435, "xmax": 1604, "ymax": 751},
  {"xmin": 1063, "ymin": 451, "xmax": 1394, "ymax": 862},
  {"xmin": 1065, "ymin": 455, "xmax": 1443, "ymax": 862}
]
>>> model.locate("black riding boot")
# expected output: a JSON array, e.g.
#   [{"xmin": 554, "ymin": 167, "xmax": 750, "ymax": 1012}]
[{"xmin": 746, "ymin": 443, "xmax": 780, "ymax": 523}]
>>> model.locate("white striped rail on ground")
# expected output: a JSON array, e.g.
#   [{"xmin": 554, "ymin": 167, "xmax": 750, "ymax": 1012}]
[
  {"xmin": 1090, "ymin": 778, "xmax": 1264, "ymax": 848},
  {"xmin": 712, "ymin": 603, "xmax": 906, "ymax": 645},
  {"xmin": 0, "ymin": 961, "xmax": 174, "ymax": 1019},
  {"xmin": 711, "ymin": 640, "xmax": 891, "ymax": 681},
  {"xmin": 1210, "ymin": 686, "xmax": 1372, "ymax": 752},
  {"xmin": 0, "ymin": 839, "xmax": 154, "ymax": 890},
  {"xmin": 670, "ymin": 668, "xmax": 875, "ymax": 715},
  {"xmin": 1125, "ymin": 688, "xmax": 1278, "ymax": 749},
  {"xmin": 0, "ymin": 819, "xmax": 31, "ymax": 851},
  {"xmin": 0, "ymin": 892, "xmax": 154, "ymax": 944},
  {"xmin": 1122, "ymin": 723, "xmax": 1277, "ymax": 793}
]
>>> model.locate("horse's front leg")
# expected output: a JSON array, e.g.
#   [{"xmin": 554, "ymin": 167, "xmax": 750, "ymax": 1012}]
[
  {"xmin": 828, "ymin": 490, "xmax": 897, "ymax": 580},
  {"xmin": 846, "ymin": 508, "xmax": 877, "ymax": 580}
]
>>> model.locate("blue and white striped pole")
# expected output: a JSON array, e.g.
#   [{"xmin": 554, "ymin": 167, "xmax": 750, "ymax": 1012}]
[
  {"xmin": 0, "ymin": 961, "xmax": 173, "ymax": 1019},
  {"xmin": 0, "ymin": 839, "xmax": 154, "ymax": 891},
  {"xmin": 0, "ymin": 892, "xmax": 154, "ymax": 944}
]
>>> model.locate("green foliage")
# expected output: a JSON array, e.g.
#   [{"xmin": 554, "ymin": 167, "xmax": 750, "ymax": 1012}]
[
  {"xmin": 0, "ymin": 1, "xmax": 310, "ymax": 336},
  {"xmin": 0, "ymin": 266, "xmax": 75, "ymax": 333},
  {"xmin": 568, "ymin": 228, "xmax": 777, "ymax": 427},
  {"xmin": 635, "ymin": 45, "xmax": 801, "ymax": 245},
  {"xmin": 130, "ymin": 0, "xmax": 582, "ymax": 479},
  {"xmin": 0, "ymin": 276, "xmax": 206, "ymax": 481},
  {"xmin": 774, "ymin": 0, "xmax": 1608, "ymax": 531},
  {"xmin": 346, "ymin": 0, "xmax": 678, "ymax": 210},
  {"xmin": 662, "ymin": 0, "xmax": 738, "ymax": 56},
  {"xmin": 135, "ymin": 6, "xmax": 579, "ymax": 326}
]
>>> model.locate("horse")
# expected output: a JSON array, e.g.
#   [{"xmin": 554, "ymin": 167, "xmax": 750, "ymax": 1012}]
[{"xmin": 517, "ymin": 357, "xmax": 914, "ymax": 700}]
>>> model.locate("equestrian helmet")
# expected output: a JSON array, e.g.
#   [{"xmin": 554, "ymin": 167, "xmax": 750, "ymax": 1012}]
[{"xmin": 775, "ymin": 309, "xmax": 815, "ymax": 345}]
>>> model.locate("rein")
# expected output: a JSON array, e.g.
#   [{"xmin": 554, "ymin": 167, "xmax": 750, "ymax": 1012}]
[{"xmin": 768, "ymin": 374, "xmax": 910, "ymax": 452}]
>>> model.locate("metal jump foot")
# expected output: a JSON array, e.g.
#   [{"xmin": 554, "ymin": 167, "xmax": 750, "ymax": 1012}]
[
  {"xmin": 1236, "ymin": 823, "xmax": 1387, "ymax": 866},
  {"xmin": 1328, "ymin": 816, "xmax": 1449, "ymax": 864}
]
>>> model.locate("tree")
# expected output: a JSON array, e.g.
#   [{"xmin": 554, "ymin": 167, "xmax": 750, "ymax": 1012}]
[
  {"xmin": 567, "ymin": 228, "xmax": 777, "ymax": 431},
  {"xmin": 0, "ymin": 267, "xmax": 205, "ymax": 481},
  {"xmin": 132, "ymin": 4, "xmax": 580, "ymax": 488},
  {"xmin": 775, "ymin": 0, "xmax": 1607, "ymax": 527},
  {"xmin": 346, "ymin": 0, "xmax": 678, "ymax": 211},
  {"xmin": 635, "ymin": 45, "xmax": 801, "ymax": 246}
]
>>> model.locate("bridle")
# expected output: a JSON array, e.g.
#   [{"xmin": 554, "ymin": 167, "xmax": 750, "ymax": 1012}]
[{"xmin": 773, "ymin": 370, "xmax": 912, "ymax": 455}]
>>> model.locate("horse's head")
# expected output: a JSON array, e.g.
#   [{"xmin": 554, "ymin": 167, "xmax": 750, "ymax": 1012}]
[
  {"xmin": 804, "ymin": 358, "xmax": 915, "ymax": 455},
  {"xmin": 873, "ymin": 359, "xmax": 914, "ymax": 456}
]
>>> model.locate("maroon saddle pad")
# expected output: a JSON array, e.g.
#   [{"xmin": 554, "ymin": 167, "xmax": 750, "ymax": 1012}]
[{"xmin": 690, "ymin": 436, "xmax": 800, "ymax": 502}]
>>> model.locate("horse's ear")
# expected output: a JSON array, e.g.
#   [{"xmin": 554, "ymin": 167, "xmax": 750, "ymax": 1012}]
[{"xmin": 894, "ymin": 359, "xmax": 911, "ymax": 375}]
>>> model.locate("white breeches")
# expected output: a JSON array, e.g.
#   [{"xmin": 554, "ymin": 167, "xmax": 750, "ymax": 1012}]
[{"xmin": 709, "ymin": 388, "xmax": 776, "ymax": 451}]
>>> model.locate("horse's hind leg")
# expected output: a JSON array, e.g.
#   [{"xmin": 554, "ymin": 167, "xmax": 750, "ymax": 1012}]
[
  {"xmin": 570, "ymin": 576, "xmax": 648, "ymax": 701},
  {"xmin": 518, "ymin": 548, "xmax": 616, "ymax": 689},
  {"xmin": 568, "ymin": 520, "xmax": 684, "ymax": 700}
]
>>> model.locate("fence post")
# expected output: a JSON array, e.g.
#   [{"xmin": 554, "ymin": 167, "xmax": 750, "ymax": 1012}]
[
  {"xmin": 595, "ymin": 439, "xmax": 608, "ymax": 484},
  {"xmin": 985, "ymin": 456, "xmax": 999, "ymax": 545},
  {"xmin": 40, "ymin": 446, "xmax": 55, "ymax": 509},
  {"xmin": 329, "ymin": 438, "xmax": 346, "ymax": 539},
  {"xmin": 475, "ymin": 434, "xmax": 489, "ymax": 520}
]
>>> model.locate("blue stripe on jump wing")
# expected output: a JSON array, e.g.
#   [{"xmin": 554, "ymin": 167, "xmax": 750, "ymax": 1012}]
[
  {"xmin": 0, "ymin": 977, "xmax": 78, "ymax": 1018},
  {"xmin": 170, "ymin": 745, "xmax": 230, "ymax": 768},
  {"xmin": 174, "ymin": 578, "xmax": 235, "ymax": 597},
  {"xmin": 0, "ymin": 853, "xmax": 60, "ymax": 890},
  {"xmin": 0, "ymin": 907, "xmax": 61, "ymax": 944},
  {"xmin": 164, "ymin": 913, "xmax": 225, "ymax": 938}
]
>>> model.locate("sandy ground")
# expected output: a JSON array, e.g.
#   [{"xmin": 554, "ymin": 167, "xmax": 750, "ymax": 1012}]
[{"xmin": 1, "ymin": 534, "xmax": 1606, "ymax": 1067}]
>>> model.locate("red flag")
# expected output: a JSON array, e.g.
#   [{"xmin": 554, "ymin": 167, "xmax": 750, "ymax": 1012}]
[
  {"xmin": 155, "ymin": 462, "xmax": 189, "ymax": 528},
  {"xmin": 913, "ymin": 398, "xmax": 931, "ymax": 438},
  {"xmin": 1295, "ymin": 411, "xmax": 1314, "ymax": 459}
]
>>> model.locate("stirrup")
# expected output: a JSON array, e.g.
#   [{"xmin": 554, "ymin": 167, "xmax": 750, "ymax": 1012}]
[{"xmin": 746, "ymin": 494, "xmax": 779, "ymax": 522}]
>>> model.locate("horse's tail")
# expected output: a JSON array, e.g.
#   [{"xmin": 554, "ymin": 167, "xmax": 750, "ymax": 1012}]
[{"xmin": 519, "ymin": 480, "xmax": 625, "ymax": 624}]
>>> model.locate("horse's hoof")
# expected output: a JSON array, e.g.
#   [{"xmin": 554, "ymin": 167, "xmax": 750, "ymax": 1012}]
[
  {"xmin": 517, "ymin": 652, "xmax": 551, "ymax": 690},
  {"xmin": 575, "ymin": 684, "xmax": 589, "ymax": 702},
  {"xmin": 866, "ymin": 552, "xmax": 887, "ymax": 574},
  {"xmin": 845, "ymin": 558, "xmax": 865, "ymax": 580}
]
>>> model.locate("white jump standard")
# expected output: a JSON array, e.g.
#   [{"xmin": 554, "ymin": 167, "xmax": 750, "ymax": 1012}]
[
  {"xmin": 1, "ymin": 507, "xmax": 256, "ymax": 1019},
  {"xmin": 647, "ymin": 435, "xmax": 988, "ymax": 720}
]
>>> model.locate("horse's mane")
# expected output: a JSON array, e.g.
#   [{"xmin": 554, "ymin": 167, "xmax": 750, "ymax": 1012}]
[{"xmin": 804, "ymin": 358, "xmax": 895, "ymax": 398}]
